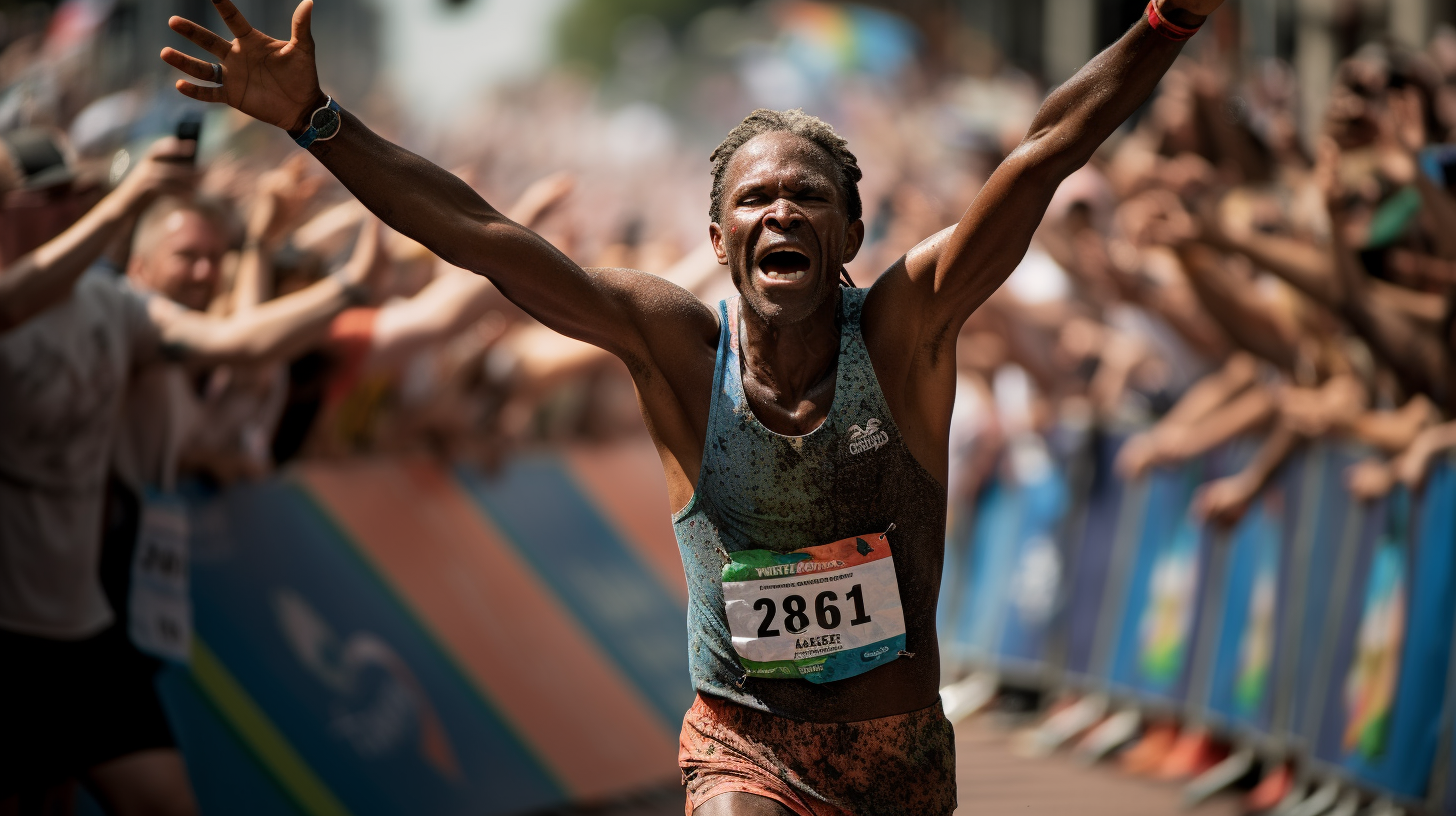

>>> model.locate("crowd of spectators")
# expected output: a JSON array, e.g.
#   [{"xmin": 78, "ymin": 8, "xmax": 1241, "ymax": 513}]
[{"xmin": 6, "ymin": 0, "xmax": 1456, "ymax": 810}]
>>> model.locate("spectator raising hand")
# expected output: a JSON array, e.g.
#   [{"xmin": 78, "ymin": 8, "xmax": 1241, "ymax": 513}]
[{"xmin": 0, "ymin": 137, "xmax": 197, "ymax": 332}]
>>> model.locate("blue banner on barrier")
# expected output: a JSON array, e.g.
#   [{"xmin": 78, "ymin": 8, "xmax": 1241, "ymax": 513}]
[
  {"xmin": 1107, "ymin": 463, "xmax": 1210, "ymax": 705},
  {"xmin": 1282, "ymin": 445, "xmax": 1362, "ymax": 749},
  {"xmin": 1060, "ymin": 433, "xmax": 1130, "ymax": 682},
  {"xmin": 995, "ymin": 459, "xmax": 1069, "ymax": 670},
  {"xmin": 940, "ymin": 441, "xmax": 1068, "ymax": 676},
  {"xmin": 155, "ymin": 666, "xmax": 309, "ymax": 816},
  {"xmin": 182, "ymin": 480, "xmax": 565, "ymax": 816},
  {"xmin": 1342, "ymin": 462, "xmax": 1456, "ymax": 799},
  {"xmin": 1305, "ymin": 461, "xmax": 1456, "ymax": 800},
  {"xmin": 1204, "ymin": 486, "xmax": 1286, "ymax": 733},
  {"xmin": 945, "ymin": 477, "xmax": 1017, "ymax": 666}
]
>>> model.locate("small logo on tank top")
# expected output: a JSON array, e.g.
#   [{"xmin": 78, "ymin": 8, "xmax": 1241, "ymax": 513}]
[{"xmin": 847, "ymin": 417, "xmax": 889, "ymax": 455}]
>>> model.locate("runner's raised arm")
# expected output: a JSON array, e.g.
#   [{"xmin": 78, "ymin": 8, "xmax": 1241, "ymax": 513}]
[
  {"xmin": 160, "ymin": 0, "xmax": 703, "ymax": 361},
  {"xmin": 884, "ymin": 0, "xmax": 1225, "ymax": 331}
]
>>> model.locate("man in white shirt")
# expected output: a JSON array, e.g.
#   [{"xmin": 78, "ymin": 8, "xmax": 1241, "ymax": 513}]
[{"xmin": 0, "ymin": 136, "xmax": 378, "ymax": 815}]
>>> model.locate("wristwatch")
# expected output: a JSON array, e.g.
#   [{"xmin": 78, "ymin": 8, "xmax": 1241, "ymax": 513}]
[{"xmin": 293, "ymin": 96, "xmax": 341, "ymax": 149}]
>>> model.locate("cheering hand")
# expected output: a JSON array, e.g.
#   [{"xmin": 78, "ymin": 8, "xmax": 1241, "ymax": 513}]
[
  {"xmin": 117, "ymin": 137, "xmax": 198, "ymax": 204},
  {"xmin": 161, "ymin": 0, "xmax": 323, "ymax": 134},
  {"xmin": 249, "ymin": 154, "xmax": 324, "ymax": 245}
]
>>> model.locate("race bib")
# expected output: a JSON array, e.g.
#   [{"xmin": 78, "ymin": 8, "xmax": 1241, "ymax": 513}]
[
  {"xmin": 722, "ymin": 533, "xmax": 906, "ymax": 684},
  {"xmin": 129, "ymin": 490, "xmax": 192, "ymax": 663}
]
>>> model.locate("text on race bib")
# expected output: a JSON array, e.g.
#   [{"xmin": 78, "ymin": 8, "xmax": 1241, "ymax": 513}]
[{"xmin": 722, "ymin": 533, "xmax": 906, "ymax": 684}]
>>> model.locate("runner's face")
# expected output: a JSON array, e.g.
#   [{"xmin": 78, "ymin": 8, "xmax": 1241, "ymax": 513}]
[{"xmin": 711, "ymin": 132, "xmax": 863, "ymax": 325}]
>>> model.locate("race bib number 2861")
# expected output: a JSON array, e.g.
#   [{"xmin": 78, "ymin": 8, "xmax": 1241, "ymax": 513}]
[{"xmin": 722, "ymin": 534, "xmax": 906, "ymax": 684}]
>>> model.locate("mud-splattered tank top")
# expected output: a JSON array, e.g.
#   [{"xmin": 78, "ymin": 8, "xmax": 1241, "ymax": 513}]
[{"xmin": 673, "ymin": 287, "xmax": 947, "ymax": 722}]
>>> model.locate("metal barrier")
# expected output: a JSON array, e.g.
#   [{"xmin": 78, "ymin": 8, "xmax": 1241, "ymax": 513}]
[
  {"xmin": 941, "ymin": 431, "xmax": 1456, "ymax": 812},
  {"xmin": 130, "ymin": 434, "xmax": 1456, "ymax": 813},
  {"xmin": 149, "ymin": 447, "xmax": 689, "ymax": 816}
]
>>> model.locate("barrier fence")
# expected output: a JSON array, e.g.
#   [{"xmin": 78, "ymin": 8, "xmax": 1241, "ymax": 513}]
[
  {"xmin": 940, "ymin": 428, "xmax": 1456, "ymax": 814},
  {"xmin": 136, "ymin": 445, "xmax": 690, "ymax": 816},
  {"xmin": 92, "ymin": 433, "xmax": 1456, "ymax": 814}
]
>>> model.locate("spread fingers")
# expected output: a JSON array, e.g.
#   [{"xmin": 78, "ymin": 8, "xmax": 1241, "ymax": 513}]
[
  {"xmin": 175, "ymin": 80, "xmax": 227, "ymax": 104},
  {"xmin": 168, "ymin": 16, "xmax": 231, "ymax": 58},
  {"xmin": 161, "ymin": 48, "xmax": 221, "ymax": 84},
  {"xmin": 209, "ymin": 0, "xmax": 255, "ymax": 39}
]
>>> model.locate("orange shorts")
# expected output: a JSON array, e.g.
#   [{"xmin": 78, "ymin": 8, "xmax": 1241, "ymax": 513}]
[{"xmin": 678, "ymin": 693, "xmax": 957, "ymax": 816}]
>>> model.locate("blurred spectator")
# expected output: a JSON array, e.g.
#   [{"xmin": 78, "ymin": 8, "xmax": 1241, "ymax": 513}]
[{"xmin": 0, "ymin": 135, "xmax": 380, "ymax": 813}]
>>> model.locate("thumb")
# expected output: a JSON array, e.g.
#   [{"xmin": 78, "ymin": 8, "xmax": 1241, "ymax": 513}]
[{"xmin": 291, "ymin": 0, "xmax": 315, "ymax": 51}]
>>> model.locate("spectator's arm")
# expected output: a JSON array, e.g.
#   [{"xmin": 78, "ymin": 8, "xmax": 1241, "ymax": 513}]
[
  {"xmin": 1327, "ymin": 193, "xmax": 1452, "ymax": 406},
  {"xmin": 1351, "ymin": 393, "xmax": 1439, "ymax": 454},
  {"xmin": 1213, "ymin": 229, "xmax": 1345, "ymax": 310},
  {"xmin": 1158, "ymin": 383, "xmax": 1278, "ymax": 462},
  {"xmin": 367, "ymin": 172, "xmax": 579, "ymax": 367},
  {"xmin": 1115, "ymin": 353, "xmax": 1261, "ymax": 478},
  {"xmin": 1165, "ymin": 352, "xmax": 1261, "ymax": 428},
  {"xmin": 233, "ymin": 155, "xmax": 324, "ymax": 312},
  {"xmin": 1176, "ymin": 243, "xmax": 1301, "ymax": 372},
  {"xmin": 1132, "ymin": 273, "xmax": 1234, "ymax": 361},
  {"xmin": 369, "ymin": 268, "xmax": 493, "ymax": 367},
  {"xmin": 1393, "ymin": 420, "xmax": 1456, "ymax": 489},
  {"xmin": 153, "ymin": 218, "xmax": 386, "ymax": 366},
  {"xmin": 1277, "ymin": 374, "xmax": 1369, "ymax": 439},
  {"xmin": 1194, "ymin": 422, "xmax": 1298, "ymax": 525},
  {"xmin": 0, "ymin": 139, "xmax": 195, "ymax": 331}
]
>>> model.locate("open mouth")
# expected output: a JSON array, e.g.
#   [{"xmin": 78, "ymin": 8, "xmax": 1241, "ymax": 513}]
[{"xmin": 758, "ymin": 249, "xmax": 812, "ymax": 283}]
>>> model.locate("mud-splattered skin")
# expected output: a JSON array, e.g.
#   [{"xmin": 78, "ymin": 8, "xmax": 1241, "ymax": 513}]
[
  {"xmin": 680, "ymin": 693, "xmax": 958, "ymax": 815},
  {"xmin": 675, "ymin": 291, "xmax": 947, "ymax": 724},
  {"xmin": 163, "ymin": 7, "xmax": 1206, "ymax": 808}
]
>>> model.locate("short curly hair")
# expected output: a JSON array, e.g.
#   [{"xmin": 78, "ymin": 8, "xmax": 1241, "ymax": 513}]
[{"xmin": 708, "ymin": 108, "xmax": 863, "ymax": 224}]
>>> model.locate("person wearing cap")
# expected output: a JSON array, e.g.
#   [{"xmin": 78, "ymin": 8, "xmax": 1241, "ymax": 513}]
[{"xmin": 0, "ymin": 135, "xmax": 381, "ymax": 814}]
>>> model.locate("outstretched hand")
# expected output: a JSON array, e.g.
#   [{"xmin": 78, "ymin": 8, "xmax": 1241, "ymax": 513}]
[{"xmin": 161, "ymin": 0, "xmax": 323, "ymax": 134}]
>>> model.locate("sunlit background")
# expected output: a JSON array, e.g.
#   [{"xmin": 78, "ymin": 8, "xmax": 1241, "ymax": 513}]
[{"xmin": 6, "ymin": 1, "xmax": 1456, "ymax": 815}]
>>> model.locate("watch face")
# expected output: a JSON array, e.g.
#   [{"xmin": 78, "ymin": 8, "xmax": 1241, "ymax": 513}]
[{"xmin": 311, "ymin": 107, "xmax": 341, "ymax": 141}]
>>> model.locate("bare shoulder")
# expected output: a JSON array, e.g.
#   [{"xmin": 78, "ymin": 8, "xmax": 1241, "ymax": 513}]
[
  {"xmin": 861, "ymin": 224, "xmax": 956, "ymax": 348},
  {"xmin": 585, "ymin": 266, "xmax": 720, "ymax": 378},
  {"xmin": 586, "ymin": 266, "xmax": 719, "ymax": 342},
  {"xmin": 858, "ymin": 229, "xmax": 960, "ymax": 484},
  {"xmin": 585, "ymin": 266, "xmax": 721, "ymax": 507}
]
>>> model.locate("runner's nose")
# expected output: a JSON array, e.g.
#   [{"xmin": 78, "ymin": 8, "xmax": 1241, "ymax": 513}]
[{"xmin": 763, "ymin": 200, "xmax": 804, "ymax": 233}]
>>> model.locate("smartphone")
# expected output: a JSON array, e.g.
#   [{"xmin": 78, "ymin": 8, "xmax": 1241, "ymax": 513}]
[{"xmin": 175, "ymin": 114, "xmax": 202, "ymax": 165}]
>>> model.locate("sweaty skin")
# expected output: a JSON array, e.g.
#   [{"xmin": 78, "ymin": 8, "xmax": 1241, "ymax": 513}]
[{"xmin": 161, "ymin": 0, "xmax": 1220, "ymax": 760}]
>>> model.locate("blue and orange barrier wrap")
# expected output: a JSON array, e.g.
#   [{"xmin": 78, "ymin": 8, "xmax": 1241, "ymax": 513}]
[{"xmin": 158, "ymin": 442, "xmax": 689, "ymax": 816}]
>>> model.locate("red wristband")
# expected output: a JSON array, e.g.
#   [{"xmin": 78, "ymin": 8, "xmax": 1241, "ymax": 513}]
[{"xmin": 1146, "ymin": 0, "xmax": 1202, "ymax": 41}]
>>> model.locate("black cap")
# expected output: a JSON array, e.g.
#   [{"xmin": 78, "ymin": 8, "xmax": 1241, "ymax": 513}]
[{"xmin": 0, "ymin": 129, "xmax": 75, "ymax": 189}]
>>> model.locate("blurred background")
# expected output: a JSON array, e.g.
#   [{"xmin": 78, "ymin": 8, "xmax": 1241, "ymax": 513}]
[{"xmin": 6, "ymin": 0, "xmax": 1456, "ymax": 815}]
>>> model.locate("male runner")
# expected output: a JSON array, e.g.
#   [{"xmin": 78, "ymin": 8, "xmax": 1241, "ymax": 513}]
[{"xmin": 162, "ymin": 1, "xmax": 1223, "ymax": 812}]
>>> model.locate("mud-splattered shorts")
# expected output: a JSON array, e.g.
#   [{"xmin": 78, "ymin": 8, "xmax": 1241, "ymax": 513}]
[{"xmin": 678, "ymin": 693, "xmax": 957, "ymax": 815}]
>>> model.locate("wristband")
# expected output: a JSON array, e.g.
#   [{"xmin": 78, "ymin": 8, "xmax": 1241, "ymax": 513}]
[{"xmin": 1146, "ymin": 1, "xmax": 1202, "ymax": 41}]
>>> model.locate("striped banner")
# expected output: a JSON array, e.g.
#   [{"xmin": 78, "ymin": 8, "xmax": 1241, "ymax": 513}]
[{"xmin": 161, "ymin": 441, "xmax": 689, "ymax": 815}]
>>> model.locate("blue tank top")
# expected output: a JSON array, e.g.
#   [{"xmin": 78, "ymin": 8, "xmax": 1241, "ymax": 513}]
[{"xmin": 673, "ymin": 287, "xmax": 947, "ymax": 721}]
